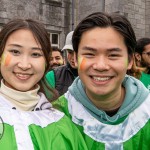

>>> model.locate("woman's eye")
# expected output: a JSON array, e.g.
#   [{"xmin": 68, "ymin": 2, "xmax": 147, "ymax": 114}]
[
  {"xmin": 9, "ymin": 50, "xmax": 20, "ymax": 55},
  {"xmin": 32, "ymin": 53, "xmax": 42, "ymax": 57}
]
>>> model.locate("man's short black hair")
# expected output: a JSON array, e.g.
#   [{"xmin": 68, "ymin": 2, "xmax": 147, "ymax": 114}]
[
  {"xmin": 51, "ymin": 46, "xmax": 64, "ymax": 57},
  {"xmin": 135, "ymin": 38, "xmax": 150, "ymax": 54},
  {"xmin": 72, "ymin": 12, "xmax": 136, "ymax": 57}
]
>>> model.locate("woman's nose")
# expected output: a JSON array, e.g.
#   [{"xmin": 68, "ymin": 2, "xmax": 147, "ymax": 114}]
[{"xmin": 17, "ymin": 58, "xmax": 31, "ymax": 70}]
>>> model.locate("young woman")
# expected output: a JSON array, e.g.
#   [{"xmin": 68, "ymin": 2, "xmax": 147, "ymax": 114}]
[{"xmin": 0, "ymin": 19, "xmax": 87, "ymax": 150}]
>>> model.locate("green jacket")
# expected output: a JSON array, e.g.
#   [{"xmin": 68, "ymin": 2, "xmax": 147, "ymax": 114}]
[
  {"xmin": 140, "ymin": 72, "xmax": 150, "ymax": 91},
  {"xmin": 53, "ymin": 76, "xmax": 150, "ymax": 150},
  {"xmin": 0, "ymin": 94, "xmax": 88, "ymax": 150}
]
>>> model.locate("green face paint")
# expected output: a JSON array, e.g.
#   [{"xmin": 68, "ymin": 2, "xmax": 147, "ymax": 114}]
[{"xmin": 125, "ymin": 58, "xmax": 128, "ymax": 68}]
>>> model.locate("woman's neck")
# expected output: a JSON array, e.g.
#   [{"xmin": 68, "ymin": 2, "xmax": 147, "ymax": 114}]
[{"xmin": 0, "ymin": 80, "xmax": 40, "ymax": 111}]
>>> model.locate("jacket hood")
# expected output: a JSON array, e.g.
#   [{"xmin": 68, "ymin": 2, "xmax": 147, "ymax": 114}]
[
  {"xmin": 68, "ymin": 75, "xmax": 149, "ymax": 123},
  {"xmin": 34, "ymin": 93, "xmax": 52, "ymax": 110}
]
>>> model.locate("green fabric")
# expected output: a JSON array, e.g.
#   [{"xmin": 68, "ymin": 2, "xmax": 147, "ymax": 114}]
[
  {"xmin": 140, "ymin": 72, "xmax": 150, "ymax": 91},
  {"xmin": 0, "ymin": 124, "xmax": 17, "ymax": 149},
  {"xmin": 46, "ymin": 70, "xmax": 55, "ymax": 88},
  {"xmin": 75, "ymin": 124, "xmax": 105, "ymax": 150},
  {"xmin": 123, "ymin": 120, "xmax": 150, "ymax": 150},
  {"xmin": 0, "ymin": 116, "xmax": 88, "ymax": 150},
  {"xmin": 52, "ymin": 95, "xmax": 71, "ymax": 117},
  {"xmin": 53, "ymin": 96, "xmax": 105, "ymax": 150},
  {"xmin": 68, "ymin": 75, "xmax": 149, "ymax": 124},
  {"xmin": 53, "ymin": 96, "xmax": 150, "ymax": 150}
]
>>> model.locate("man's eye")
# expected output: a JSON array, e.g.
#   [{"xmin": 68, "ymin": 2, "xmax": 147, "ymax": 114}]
[
  {"xmin": 147, "ymin": 52, "xmax": 150, "ymax": 56},
  {"xmin": 50, "ymin": 57, "xmax": 53, "ymax": 61},
  {"xmin": 109, "ymin": 54, "xmax": 120, "ymax": 57},
  {"xmin": 56, "ymin": 57, "xmax": 61, "ymax": 60},
  {"xmin": 83, "ymin": 53, "xmax": 94, "ymax": 57}
]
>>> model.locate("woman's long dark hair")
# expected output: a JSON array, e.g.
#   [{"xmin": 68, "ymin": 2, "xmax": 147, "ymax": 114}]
[{"xmin": 0, "ymin": 19, "xmax": 59, "ymax": 101}]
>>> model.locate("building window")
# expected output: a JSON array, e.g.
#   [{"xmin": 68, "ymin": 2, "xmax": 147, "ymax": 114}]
[
  {"xmin": 50, "ymin": 33, "xmax": 59, "ymax": 48},
  {"xmin": 46, "ymin": 0, "xmax": 62, "ymax": 2}
]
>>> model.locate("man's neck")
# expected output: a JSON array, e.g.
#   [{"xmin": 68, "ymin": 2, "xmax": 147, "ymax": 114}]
[{"xmin": 87, "ymin": 87, "xmax": 125, "ymax": 112}]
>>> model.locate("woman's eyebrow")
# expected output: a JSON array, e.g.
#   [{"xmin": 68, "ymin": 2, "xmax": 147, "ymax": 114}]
[{"xmin": 7, "ymin": 44, "xmax": 42, "ymax": 51}]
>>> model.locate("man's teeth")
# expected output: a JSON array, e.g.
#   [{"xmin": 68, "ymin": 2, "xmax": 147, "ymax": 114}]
[{"xmin": 93, "ymin": 77, "xmax": 110, "ymax": 81}]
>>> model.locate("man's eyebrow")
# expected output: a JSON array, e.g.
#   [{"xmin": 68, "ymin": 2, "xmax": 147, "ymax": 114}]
[
  {"xmin": 8, "ymin": 44, "xmax": 42, "ymax": 51},
  {"xmin": 82, "ymin": 46, "xmax": 122, "ymax": 52},
  {"xmin": 107, "ymin": 48, "xmax": 122, "ymax": 52},
  {"xmin": 82, "ymin": 46, "xmax": 97, "ymax": 52}
]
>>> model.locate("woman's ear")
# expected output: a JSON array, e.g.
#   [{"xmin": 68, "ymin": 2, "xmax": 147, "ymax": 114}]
[{"xmin": 127, "ymin": 54, "xmax": 134, "ymax": 70}]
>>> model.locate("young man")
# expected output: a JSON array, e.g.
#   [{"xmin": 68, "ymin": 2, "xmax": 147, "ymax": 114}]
[
  {"xmin": 53, "ymin": 12, "xmax": 150, "ymax": 149},
  {"xmin": 134, "ymin": 38, "xmax": 150, "ymax": 90},
  {"xmin": 46, "ymin": 31, "xmax": 78, "ymax": 96},
  {"xmin": 49, "ymin": 47, "xmax": 64, "ymax": 69},
  {"xmin": 135, "ymin": 38, "xmax": 150, "ymax": 69}
]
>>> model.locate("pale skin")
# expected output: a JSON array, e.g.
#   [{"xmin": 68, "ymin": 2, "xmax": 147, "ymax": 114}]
[
  {"xmin": 77, "ymin": 27, "xmax": 133, "ymax": 111},
  {"xmin": 0, "ymin": 29, "xmax": 46, "ymax": 92}
]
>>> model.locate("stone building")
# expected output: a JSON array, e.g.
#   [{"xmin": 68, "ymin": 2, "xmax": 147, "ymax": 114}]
[{"xmin": 0, "ymin": 0, "xmax": 149, "ymax": 48}]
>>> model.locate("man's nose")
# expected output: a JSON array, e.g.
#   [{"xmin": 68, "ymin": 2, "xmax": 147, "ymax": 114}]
[{"xmin": 92, "ymin": 56, "xmax": 110, "ymax": 71}]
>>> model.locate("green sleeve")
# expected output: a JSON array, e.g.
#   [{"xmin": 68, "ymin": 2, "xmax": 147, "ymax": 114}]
[
  {"xmin": 54, "ymin": 116, "xmax": 88, "ymax": 150},
  {"xmin": 52, "ymin": 95, "xmax": 71, "ymax": 118},
  {"xmin": 46, "ymin": 70, "xmax": 55, "ymax": 88},
  {"xmin": 52, "ymin": 97, "xmax": 105, "ymax": 150},
  {"xmin": 29, "ymin": 116, "xmax": 88, "ymax": 150}
]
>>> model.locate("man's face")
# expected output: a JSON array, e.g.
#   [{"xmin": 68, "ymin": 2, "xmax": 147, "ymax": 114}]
[
  {"xmin": 50, "ymin": 51, "xmax": 64, "ymax": 69},
  {"xmin": 77, "ymin": 27, "xmax": 133, "ymax": 101},
  {"xmin": 141, "ymin": 43, "xmax": 150, "ymax": 68},
  {"xmin": 67, "ymin": 50, "xmax": 77, "ymax": 69}
]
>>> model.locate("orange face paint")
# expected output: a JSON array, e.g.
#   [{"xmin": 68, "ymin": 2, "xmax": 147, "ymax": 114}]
[
  {"xmin": 78, "ymin": 56, "xmax": 87, "ymax": 71},
  {"xmin": 1, "ymin": 53, "xmax": 11, "ymax": 66}
]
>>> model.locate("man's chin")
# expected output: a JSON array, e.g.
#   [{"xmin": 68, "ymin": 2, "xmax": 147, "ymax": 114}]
[{"xmin": 51, "ymin": 64, "xmax": 61, "ymax": 69}]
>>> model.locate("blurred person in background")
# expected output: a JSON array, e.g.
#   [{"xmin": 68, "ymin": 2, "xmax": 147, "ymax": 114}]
[
  {"xmin": 49, "ymin": 46, "xmax": 65, "ymax": 69},
  {"xmin": 134, "ymin": 38, "xmax": 150, "ymax": 90},
  {"xmin": 46, "ymin": 31, "xmax": 78, "ymax": 96}
]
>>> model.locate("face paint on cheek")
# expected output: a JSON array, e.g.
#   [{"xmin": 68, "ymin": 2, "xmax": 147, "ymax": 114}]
[
  {"xmin": 125, "ymin": 59, "xmax": 129, "ymax": 68},
  {"xmin": 58, "ymin": 60, "xmax": 64, "ymax": 65},
  {"xmin": 78, "ymin": 56, "xmax": 87, "ymax": 71},
  {"xmin": 1, "ymin": 53, "xmax": 11, "ymax": 66}
]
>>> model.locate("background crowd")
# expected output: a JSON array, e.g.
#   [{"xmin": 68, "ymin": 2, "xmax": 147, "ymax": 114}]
[{"xmin": 0, "ymin": 11, "xmax": 150, "ymax": 150}]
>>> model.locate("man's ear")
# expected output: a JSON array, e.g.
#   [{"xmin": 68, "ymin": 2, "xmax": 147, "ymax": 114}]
[
  {"xmin": 74, "ymin": 52, "xmax": 78, "ymax": 67},
  {"xmin": 134, "ymin": 52, "xmax": 141, "ymax": 62}
]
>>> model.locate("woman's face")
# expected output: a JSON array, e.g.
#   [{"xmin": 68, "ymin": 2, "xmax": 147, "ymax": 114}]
[{"xmin": 0, "ymin": 29, "xmax": 46, "ymax": 91}]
